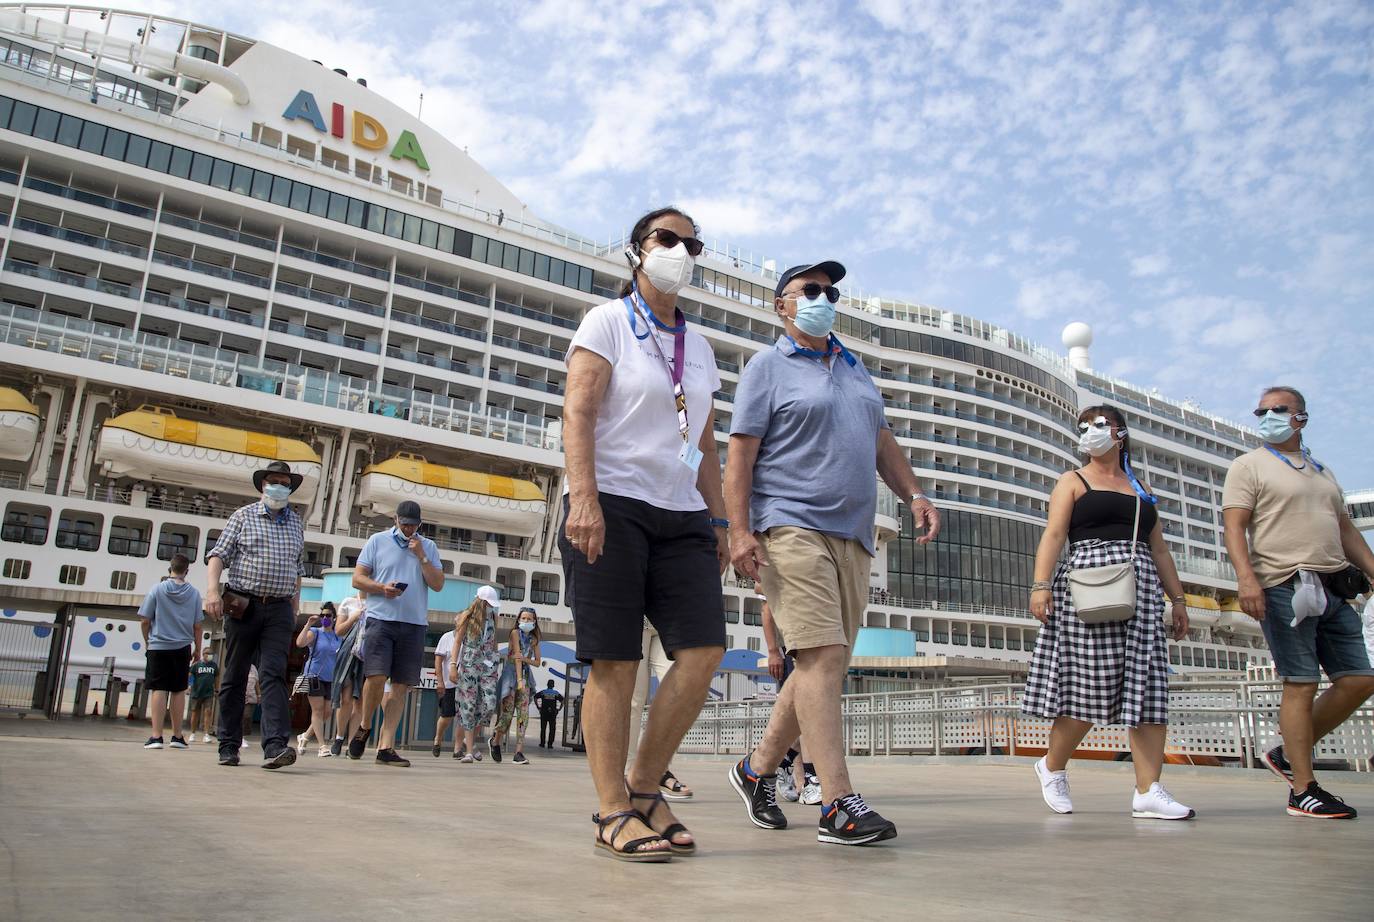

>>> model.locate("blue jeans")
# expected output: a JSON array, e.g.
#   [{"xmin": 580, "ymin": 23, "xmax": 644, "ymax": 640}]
[{"xmin": 1260, "ymin": 579, "xmax": 1374, "ymax": 682}]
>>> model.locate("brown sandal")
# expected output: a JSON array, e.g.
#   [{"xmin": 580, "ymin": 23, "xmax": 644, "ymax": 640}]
[
  {"xmin": 629, "ymin": 787, "xmax": 696, "ymax": 856},
  {"xmin": 592, "ymin": 810, "xmax": 672, "ymax": 862}
]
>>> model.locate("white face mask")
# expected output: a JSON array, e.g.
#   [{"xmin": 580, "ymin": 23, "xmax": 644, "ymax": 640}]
[
  {"xmin": 1077, "ymin": 425, "xmax": 1118, "ymax": 457},
  {"xmin": 640, "ymin": 241, "xmax": 694, "ymax": 296}
]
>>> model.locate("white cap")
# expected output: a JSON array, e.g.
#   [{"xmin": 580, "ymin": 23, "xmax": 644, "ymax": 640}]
[{"xmin": 476, "ymin": 585, "xmax": 501, "ymax": 611}]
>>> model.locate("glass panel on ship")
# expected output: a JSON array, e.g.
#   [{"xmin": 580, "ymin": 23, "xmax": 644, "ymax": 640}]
[{"xmin": 0, "ymin": 20, "xmax": 1271, "ymax": 684}]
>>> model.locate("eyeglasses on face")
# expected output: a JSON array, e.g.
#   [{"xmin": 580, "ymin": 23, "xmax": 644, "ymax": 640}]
[
  {"xmin": 642, "ymin": 227, "xmax": 704, "ymax": 257},
  {"xmin": 783, "ymin": 282, "xmax": 841, "ymax": 303},
  {"xmin": 1253, "ymin": 405, "xmax": 1307, "ymax": 419}
]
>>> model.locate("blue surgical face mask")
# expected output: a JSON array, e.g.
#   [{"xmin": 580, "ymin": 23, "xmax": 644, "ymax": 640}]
[
  {"xmin": 1258, "ymin": 411, "xmax": 1296, "ymax": 444},
  {"xmin": 518, "ymin": 620, "xmax": 536, "ymax": 633},
  {"xmin": 393, "ymin": 528, "xmax": 411, "ymax": 548},
  {"xmin": 792, "ymin": 295, "xmax": 836, "ymax": 338},
  {"xmin": 262, "ymin": 484, "xmax": 291, "ymax": 508}
]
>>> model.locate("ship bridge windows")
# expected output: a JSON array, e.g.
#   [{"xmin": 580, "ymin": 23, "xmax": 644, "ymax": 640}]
[
  {"xmin": 459, "ymin": 563, "xmax": 490, "ymax": 583},
  {"xmin": 743, "ymin": 597, "xmax": 763, "ymax": 627},
  {"xmin": 724, "ymin": 596, "xmax": 740, "ymax": 624},
  {"xmin": 2, "ymin": 503, "xmax": 49, "ymax": 546},
  {"xmin": 156, "ymin": 523, "xmax": 200, "ymax": 562},
  {"xmin": 530, "ymin": 573, "xmax": 561, "ymax": 606},
  {"xmin": 56, "ymin": 510, "xmax": 103, "ymax": 552},
  {"xmin": 109, "ymin": 517, "xmax": 152, "ymax": 558},
  {"xmin": 496, "ymin": 570, "xmax": 526, "ymax": 603}
]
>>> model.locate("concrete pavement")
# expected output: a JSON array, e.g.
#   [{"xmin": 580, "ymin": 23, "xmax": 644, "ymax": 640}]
[{"xmin": 1, "ymin": 718, "xmax": 1372, "ymax": 921}]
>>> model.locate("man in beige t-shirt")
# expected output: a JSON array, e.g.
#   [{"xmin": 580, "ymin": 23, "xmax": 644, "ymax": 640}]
[{"xmin": 1222, "ymin": 385, "xmax": 1374, "ymax": 819}]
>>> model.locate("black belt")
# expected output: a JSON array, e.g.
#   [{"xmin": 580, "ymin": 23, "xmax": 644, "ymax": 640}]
[{"xmin": 230, "ymin": 587, "xmax": 293, "ymax": 605}]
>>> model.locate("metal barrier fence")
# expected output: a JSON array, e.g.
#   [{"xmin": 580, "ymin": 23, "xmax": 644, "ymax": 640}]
[{"xmin": 677, "ymin": 682, "xmax": 1374, "ymax": 772}]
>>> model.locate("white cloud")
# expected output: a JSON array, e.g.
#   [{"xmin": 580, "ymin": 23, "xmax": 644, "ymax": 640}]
[
  {"xmin": 1129, "ymin": 253, "xmax": 1170, "ymax": 277},
  {"xmin": 1015, "ymin": 271, "xmax": 1111, "ymax": 321}
]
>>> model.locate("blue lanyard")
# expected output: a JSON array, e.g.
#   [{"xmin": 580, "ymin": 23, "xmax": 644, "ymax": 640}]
[
  {"xmin": 1121, "ymin": 455, "xmax": 1158, "ymax": 505},
  {"xmin": 785, "ymin": 333, "xmax": 857, "ymax": 367},
  {"xmin": 623, "ymin": 287, "xmax": 690, "ymax": 441},
  {"xmin": 1264, "ymin": 443, "xmax": 1324, "ymax": 472}
]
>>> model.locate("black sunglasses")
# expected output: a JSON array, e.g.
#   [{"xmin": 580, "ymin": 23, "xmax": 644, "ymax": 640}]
[
  {"xmin": 642, "ymin": 227, "xmax": 705, "ymax": 257},
  {"xmin": 1252, "ymin": 405, "xmax": 1307, "ymax": 419},
  {"xmin": 783, "ymin": 283, "xmax": 841, "ymax": 304}
]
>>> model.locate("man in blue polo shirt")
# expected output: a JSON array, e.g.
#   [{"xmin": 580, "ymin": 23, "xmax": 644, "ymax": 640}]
[
  {"xmin": 348, "ymin": 500, "xmax": 444, "ymax": 766},
  {"xmin": 725, "ymin": 260, "xmax": 941, "ymax": 847}
]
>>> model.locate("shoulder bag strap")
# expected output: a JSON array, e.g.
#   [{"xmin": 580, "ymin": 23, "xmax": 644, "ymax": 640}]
[{"xmin": 1129, "ymin": 491, "xmax": 1142, "ymax": 564}]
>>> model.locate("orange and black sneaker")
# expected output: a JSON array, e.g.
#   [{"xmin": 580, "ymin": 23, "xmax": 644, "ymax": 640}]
[
  {"xmin": 818, "ymin": 793, "xmax": 898, "ymax": 846},
  {"xmin": 1287, "ymin": 781, "xmax": 1357, "ymax": 819},
  {"xmin": 729, "ymin": 752, "xmax": 786, "ymax": 829}
]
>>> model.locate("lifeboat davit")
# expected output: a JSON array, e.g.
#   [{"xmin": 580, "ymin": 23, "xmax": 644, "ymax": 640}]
[
  {"xmin": 1183, "ymin": 593, "xmax": 1221, "ymax": 627},
  {"xmin": 95, "ymin": 406, "xmax": 321, "ymax": 502},
  {"xmin": 1215, "ymin": 597, "xmax": 1262, "ymax": 636},
  {"xmin": 0, "ymin": 387, "xmax": 39, "ymax": 462},
  {"xmin": 358, "ymin": 453, "xmax": 546, "ymax": 536}
]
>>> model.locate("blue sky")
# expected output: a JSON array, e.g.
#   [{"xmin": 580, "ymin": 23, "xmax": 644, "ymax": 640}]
[{"xmin": 156, "ymin": 0, "xmax": 1373, "ymax": 486}]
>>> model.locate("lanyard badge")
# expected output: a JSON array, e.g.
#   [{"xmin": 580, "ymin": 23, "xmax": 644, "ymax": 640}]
[{"xmin": 625, "ymin": 292, "xmax": 701, "ymax": 473}]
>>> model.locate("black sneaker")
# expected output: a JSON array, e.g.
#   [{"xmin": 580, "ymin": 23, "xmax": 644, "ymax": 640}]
[
  {"xmin": 376, "ymin": 748, "xmax": 411, "ymax": 767},
  {"xmin": 168, "ymin": 736, "xmax": 189, "ymax": 750},
  {"xmin": 348, "ymin": 728, "xmax": 368, "ymax": 760},
  {"xmin": 432, "ymin": 742, "xmax": 441, "ymax": 758},
  {"xmin": 728, "ymin": 754, "xmax": 787, "ymax": 829},
  {"xmin": 453, "ymin": 745, "xmax": 465, "ymax": 760},
  {"xmin": 330, "ymin": 737, "xmax": 344, "ymax": 757},
  {"xmin": 143, "ymin": 737, "xmax": 164, "ymax": 750},
  {"xmin": 818, "ymin": 793, "xmax": 898, "ymax": 846},
  {"xmin": 262, "ymin": 748, "xmax": 297, "ymax": 771},
  {"xmin": 218, "ymin": 751, "xmax": 240, "ymax": 766},
  {"xmin": 1263, "ymin": 746, "xmax": 1295, "ymax": 787},
  {"xmin": 513, "ymin": 752, "xmax": 529, "ymax": 765},
  {"xmin": 489, "ymin": 735, "xmax": 502, "ymax": 763},
  {"xmin": 1288, "ymin": 781, "xmax": 1357, "ymax": 819}
]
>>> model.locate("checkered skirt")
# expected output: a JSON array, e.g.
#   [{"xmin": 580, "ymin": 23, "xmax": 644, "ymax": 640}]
[{"xmin": 1021, "ymin": 539, "xmax": 1169, "ymax": 727}]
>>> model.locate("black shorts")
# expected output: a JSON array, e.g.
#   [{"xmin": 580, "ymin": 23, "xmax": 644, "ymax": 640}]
[
  {"xmin": 307, "ymin": 677, "xmax": 332, "ymax": 699},
  {"xmin": 145, "ymin": 646, "xmax": 192, "ymax": 692},
  {"xmin": 362, "ymin": 619, "xmax": 425, "ymax": 686},
  {"xmin": 438, "ymin": 686, "xmax": 456, "ymax": 718},
  {"xmin": 559, "ymin": 492, "xmax": 726, "ymax": 663}
]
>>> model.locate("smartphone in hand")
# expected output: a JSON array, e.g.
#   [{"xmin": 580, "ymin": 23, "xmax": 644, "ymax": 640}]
[{"xmin": 394, "ymin": 582, "xmax": 408, "ymax": 592}]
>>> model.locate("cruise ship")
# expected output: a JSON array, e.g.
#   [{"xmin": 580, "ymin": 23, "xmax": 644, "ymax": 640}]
[{"xmin": 3, "ymin": 4, "xmax": 1356, "ymax": 711}]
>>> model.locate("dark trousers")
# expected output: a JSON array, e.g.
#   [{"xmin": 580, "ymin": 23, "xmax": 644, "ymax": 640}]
[
  {"xmin": 217, "ymin": 597, "xmax": 293, "ymax": 755},
  {"xmin": 539, "ymin": 713, "xmax": 557, "ymax": 748}
]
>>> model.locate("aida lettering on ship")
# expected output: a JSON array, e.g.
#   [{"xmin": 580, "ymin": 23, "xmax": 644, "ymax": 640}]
[{"xmin": 282, "ymin": 90, "xmax": 429, "ymax": 171}]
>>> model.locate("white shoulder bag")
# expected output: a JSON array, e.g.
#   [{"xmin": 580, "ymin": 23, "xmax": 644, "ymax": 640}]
[{"xmin": 1067, "ymin": 491, "xmax": 1142, "ymax": 624}]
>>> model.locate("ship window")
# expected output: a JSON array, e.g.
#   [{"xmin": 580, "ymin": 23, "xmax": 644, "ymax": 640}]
[
  {"xmin": 251, "ymin": 170, "xmax": 273, "ymax": 201},
  {"xmin": 534, "ymin": 253, "xmax": 550, "ymax": 281},
  {"xmin": 233, "ymin": 163, "xmax": 256, "ymax": 197},
  {"xmin": 204, "ymin": 529, "xmax": 222, "ymax": 564},
  {"xmin": 365, "ymin": 203, "xmax": 385, "ymax": 234},
  {"xmin": 563, "ymin": 262, "xmax": 581, "ymax": 289},
  {"xmin": 210, "ymin": 158, "xmax": 233, "ymax": 190},
  {"xmin": 156, "ymin": 523, "xmax": 200, "ymax": 561},
  {"xmin": 58, "ymin": 113, "xmax": 85, "ymax": 148},
  {"xmin": 56, "ymin": 511, "xmax": 103, "ymax": 552},
  {"xmin": 110, "ymin": 571, "xmax": 137, "ymax": 591},
  {"xmin": 340, "ymin": 546, "xmax": 362, "ymax": 568},
  {"xmin": 486, "ymin": 240, "xmax": 503, "ymax": 268},
  {"xmin": 548, "ymin": 258, "xmax": 565, "ymax": 286},
  {"xmin": 743, "ymin": 597, "xmax": 763, "ymax": 626},
  {"xmin": 327, "ymin": 192, "xmax": 348, "ymax": 222},
  {"xmin": 402, "ymin": 214, "xmax": 421, "ymax": 244},
  {"xmin": 33, "ymin": 107, "xmax": 60, "ymax": 142},
  {"xmin": 471, "ymin": 236, "xmax": 487, "ymax": 263},
  {"xmin": 7, "ymin": 100, "xmax": 37, "ymax": 134},
  {"xmin": 146, "ymin": 140, "xmax": 173, "ymax": 173},
  {"xmin": 289, "ymin": 181, "xmax": 311, "ymax": 211},
  {"xmin": 454, "ymin": 229, "xmax": 473, "ymax": 257},
  {"xmin": 347, "ymin": 198, "xmax": 366, "ymax": 228},
  {"xmin": 579, "ymin": 266, "xmax": 593, "ymax": 293},
  {"xmin": 436, "ymin": 224, "xmax": 454, "ymax": 252},
  {"xmin": 307, "ymin": 185, "xmax": 329, "ymax": 217},
  {"xmin": 58, "ymin": 564, "xmax": 86, "ymax": 586},
  {"xmin": 3, "ymin": 503, "xmax": 49, "ymax": 545},
  {"xmin": 502, "ymin": 244, "xmax": 519, "ymax": 273},
  {"xmin": 109, "ymin": 517, "xmax": 152, "ymax": 558},
  {"xmin": 78, "ymin": 121, "xmax": 107, "ymax": 155},
  {"xmin": 530, "ymin": 573, "xmax": 560, "ymax": 605},
  {"xmin": 518, "ymin": 249, "xmax": 534, "ymax": 276},
  {"xmin": 723, "ymin": 596, "xmax": 740, "ymax": 624},
  {"xmin": 190, "ymin": 151, "xmax": 213, "ymax": 184},
  {"xmin": 2, "ymin": 559, "xmax": 31, "ymax": 580},
  {"xmin": 303, "ymin": 543, "xmax": 333, "ymax": 579},
  {"xmin": 419, "ymin": 219, "xmax": 438, "ymax": 248},
  {"xmin": 167, "ymin": 146, "xmax": 192, "ymax": 179},
  {"xmin": 384, "ymin": 209, "xmax": 404, "ymax": 238},
  {"xmin": 122, "ymin": 133, "xmax": 150, "ymax": 167},
  {"xmin": 0, "ymin": 96, "xmax": 12, "ymax": 127},
  {"xmin": 270, "ymin": 175, "xmax": 292, "ymax": 207}
]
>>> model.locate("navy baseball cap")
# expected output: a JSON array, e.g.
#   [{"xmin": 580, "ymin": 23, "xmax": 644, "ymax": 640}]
[
  {"xmin": 396, "ymin": 500, "xmax": 422, "ymax": 525},
  {"xmin": 774, "ymin": 261, "xmax": 847, "ymax": 299}
]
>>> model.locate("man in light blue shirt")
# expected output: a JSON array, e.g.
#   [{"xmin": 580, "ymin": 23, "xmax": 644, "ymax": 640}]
[
  {"xmin": 726, "ymin": 261, "xmax": 941, "ymax": 847},
  {"xmin": 348, "ymin": 500, "xmax": 444, "ymax": 766},
  {"xmin": 138, "ymin": 553, "xmax": 203, "ymax": 750}
]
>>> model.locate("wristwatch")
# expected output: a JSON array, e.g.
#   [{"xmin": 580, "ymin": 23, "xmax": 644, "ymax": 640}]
[{"xmin": 709, "ymin": 517, "xmax": 730, "ymax": 528}]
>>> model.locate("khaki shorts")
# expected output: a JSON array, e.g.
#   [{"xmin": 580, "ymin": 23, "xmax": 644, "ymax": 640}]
[{"xmin": 756, "ymin": 526, "xmax": 870, "ymax": 652}]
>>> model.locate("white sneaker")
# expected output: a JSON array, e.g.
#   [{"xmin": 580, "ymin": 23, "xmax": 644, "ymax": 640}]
[
  {"xmin": 800, "ymin": 776, "xmax": 822, "ymax": 806},
  {"xmin": 1131, "ymin": 782, "xmax": 1195, "ymax": 820},
  {"xmin": 203, "ymin": 734, "xmax": 214, "ymax": 745},
  {"xmin": 1035, "ymin": 757, "xmax": 1073, "ymax": 814},
  {"xmin": 240, "ymin": 739, "xmax": 249, "ymax": 750},
  {"xmin": 317, "ymin": 745, "xmax": 333, "ymax": 758},
  {"xmin": 296, "ymin": 732, "xmax": 309, "ymax": 754},
  {"xmin": 777, "ymin": 767, "xmax": 800, "ymax": 802}
]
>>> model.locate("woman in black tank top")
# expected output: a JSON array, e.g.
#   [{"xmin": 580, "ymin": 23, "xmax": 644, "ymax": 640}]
[{"xmin": 1022, "ymin": 405, "xmax": 1196, "ymax": 820}]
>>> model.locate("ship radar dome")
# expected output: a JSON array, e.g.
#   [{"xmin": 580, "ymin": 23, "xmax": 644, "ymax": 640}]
[{"xmin": 1061, "ymin": 322, "xmax": 1093, "ymax": 371}]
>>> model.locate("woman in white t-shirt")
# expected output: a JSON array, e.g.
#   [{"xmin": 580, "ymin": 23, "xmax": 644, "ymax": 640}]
[{"xmin": 561, "ymin": 206, "xmax": 729, "ymax": 862}]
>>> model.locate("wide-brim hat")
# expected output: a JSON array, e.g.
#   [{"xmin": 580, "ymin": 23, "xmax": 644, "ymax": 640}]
[{"xmin": 252, "ymin": 460, "xmax": 304, "ymax": 493}]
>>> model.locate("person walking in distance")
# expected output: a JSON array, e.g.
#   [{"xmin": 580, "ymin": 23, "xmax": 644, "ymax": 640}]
[
  {"xmin": 534, "ymin": 680, "xmax": 564, "ymax": 749},
  {"xmin": 433, "ymin": 611, "xmax": 462, "ymax": 758},
  {"xmin": 139, "ymin": 553, "xmax": 203, "ymax": 750},
  {"xmin": 327, "ymin": 593, "xmax": 367, "ymax": 756},
  {"xmin": 205, "ymin": 461, "xmax": 307, "ymax": 770},
  {"xmin": 1023, "ymin": 406, "xmax": 1194, "ymax": 820},
  {"xmin": 452, "ymin": 587, "xmax": 502, "ymax": 763},
  {"xmin": 562, "ymin": 207, "xmax": 729, "ymax": 861},
  {"xmin": 1222, "ymin": 386, "xmax": 1374, "ymax": 818},
  {"xmin": 186, "ymin": 648, "xmax": 218, "ymax": 744},
  {"xmin": 294, "ymin": 601, "xmax": 343, "ymax": 758},
  {"xmin": 726, "ymin": 260, "xmax": 941, "ymax": 846},
  {"xmin": 491, "ymin": 606, "xmax": 541, "ymax": 765}
]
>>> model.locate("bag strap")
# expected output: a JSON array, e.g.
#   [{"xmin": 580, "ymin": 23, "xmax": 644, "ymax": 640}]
[{"xmin": 1129, "ymin": 491, "xmax": 1142, "ymax": 563}]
